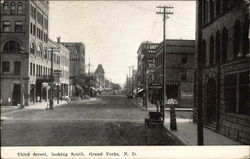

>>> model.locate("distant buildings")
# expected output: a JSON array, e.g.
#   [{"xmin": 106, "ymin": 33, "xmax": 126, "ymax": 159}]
[
  {"xmin": 194, "ymin": 0, "xmax": 249, "ymax": 144},
  {"xmin": 154, "ymin": 40, "xmax": 195, "ymax": 107},
  {"xmin": 0, "ymin": 0, "xmax": 70, "ymax": 106},
  {"xmin": 95, "ymin": 64, "xmax": 105, "ymax": 91}
]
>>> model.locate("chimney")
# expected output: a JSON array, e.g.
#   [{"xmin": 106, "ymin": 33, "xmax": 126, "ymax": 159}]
[{"xmin": 57, "ymin": 37, "xmax": 61, "ymax": 43}]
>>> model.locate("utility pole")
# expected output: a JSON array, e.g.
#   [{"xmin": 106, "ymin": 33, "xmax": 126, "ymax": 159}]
[
  {"xmin": 144, "ymin": 58, "xmax": 148, "ymax": 109},
  {"xmin": 156, "ymin": 5, "xmax": 174, "ymax": 121},
  {"xmin": 129, "ymin": 66, "xmax": 131, "ymax": 94},
  {"xmin": 88, "ymin": 58, "xmax": 91, "ymax": 96},
  {"xmin": 49, "ymin": 47, "xmax": 54, "ymax": 110},
  {"xmin": 197, "ymin": 0, "xmax": 204, "ymax": 145},
  {"xmin": 131, "ymin": 65, "xmax": 134, "ymax": 96}
]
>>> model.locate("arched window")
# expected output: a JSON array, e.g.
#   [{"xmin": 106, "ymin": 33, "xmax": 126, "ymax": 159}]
[
  {"xmin": 37, "ymin": 45, "xmax": 42, "ymax": 57},
  {"xmin": 233, "ymin": 20, "xmax": 241, "ymax": 58},
  {"xmin": 210, "ymin": 0, "xmax": 215, "ymax": 21},
  {"xmin": 17, "ymin": 2, "xmax": 23, "ymax": 15},
  {"xmin": 215, "ymin": 0, "xmax": 221, "ymax": 16},
  {"xmin": 209, "ymin": 35, "xmax": 214, "ymax": 65},
  {"xmin": 202, "ymin": 39, "xmax": 207, "ymax": 67},
  {"xmin": 215, "ymin": 31, "xmax": 221, "ymax": 64},
  {"xmin": 243, "ymin": 15, "xmax": 249, "ymax": 57},
  {"xmin": 30, "ymin": 42, "xmax": 35, "ymax": 54},
  {"xmin": 10, "ymin": 2, "xmax": 16, "ymax": 15},
  {"xmin": 222, "ymin": 27, "xmax": 228, "ymax": 62},
  {"xmin": 3, "ymin": 41, "xmax": 21, "ymax": 53},
  {"xmin": 3, "ymin": 2, "xmax": 9, "ymax": 14}
]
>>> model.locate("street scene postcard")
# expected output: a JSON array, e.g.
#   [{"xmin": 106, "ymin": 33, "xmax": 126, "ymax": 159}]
[{"xmin": 0, "ymin": 0, "xmax": 250, "ymax": 159}]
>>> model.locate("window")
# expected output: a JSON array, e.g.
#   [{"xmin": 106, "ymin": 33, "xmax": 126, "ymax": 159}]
[
  {"xmin": 215, "ymin": 31, "xmax": 221, "ymax": 64},
  {"xmin": 30, "ymin": 42, "xmax": 35, "ymax": 54},
  {"xmin": 17, "ymin": 2, "xmax": 23, "ymax": 15},
  {"xmin": 44, "ymin": 50, "xmax": 47, "ymax": 59},
  {"xmin": 181, "ymin": 55, "xmax": 187, "ymax": 64},
  {"xmin": 238, "ymin": 71, "xmax": 249, "ymax": 115},
  {"xmin": 243, "ymin": 15, "xmax": 249, "ymax": 57},
  {"xmin": 3, "ymin": 41, "xmax": 21, "ymax": 53},
  {"xmin": 33, "ymin": 25, "xmax": 36, "ymax": 36},
  {"xmin": 15, "ymin": 21, "xmax": 23, "ymax": 32},
  {"xmin": 209, "ymin": 35, "xmax": 214, "ymax": 65},
  {"xmin": 210, "ymin": 0, "xmax": 214, "ymax": 21},
  {"xmin": 215, "ymin": 0, "xmax": 221, "ymax": 16},
  {"xmin": 222, "ymin": 27, "xmax": 228, "ymax": 62},
  {"xmin": 233, "ymin": 20, "xmax": 241, "ymax": 58},
  {"xmin": 30, "ymin": 23, "xmax": 32, "ymax": 34},
  {"xmin": 202, "ymin": 40, "xmax": 206, "ymax": 67},
  {"xmin": 14, "ymin": 61, "xmax": 21, "ymax": 75},
  {"xmin": 2, "ymin": 62, "xmax": 10, "ymax": 72},
  {"xmin": 225, "ymin": 71, "xmax": 249, "ymax": 115},
  {"xmin": 3, "ymin": 2, "xmax": 9, "ymax": 14},
  {"xmin": 3, "ymin": 21, "xmax": 11, "ymax": 32},
  {"xmin": 33, "ymin": 63, "xmax": 35, "ymax": 76},
  {"xmin": 37, "ymin": 45, "xmax": 42, "ymax": 57},
  {"xmin": 30, "ymin": 63, "xmax": 33, "ymax": 76},
  {"xmin": 181, "ymin": 70, "xmax": 187, "ymax": 80},
  {"xmin": 10, "ymin": 2, "xmax": 16, "ymax": 15}
]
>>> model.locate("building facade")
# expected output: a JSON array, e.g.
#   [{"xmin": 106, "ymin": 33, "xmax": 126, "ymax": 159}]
[
  {"xmin": 0, "ymin": 0, "xmax": 70, "ymax": 106},
  {"xmin": 95, "ymin": 64, "xmax": 105, "ymax": 91},
  {"xmin": 61, "ymin": 42, "xmax": 85, "ymax": 79},
  {"xmin": 137, "ymin": 42, "xmax": 159, "ymax": 88},
  {"xmin": 155, "ymin": 39, "xmax": 195, "ymax": 108},
  {"xmin": 194, "ymin": 0, "xmax": 249, "ymax": 144}
]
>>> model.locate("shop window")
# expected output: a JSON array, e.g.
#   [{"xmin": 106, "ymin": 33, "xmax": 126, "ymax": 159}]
[
  {"xmin": 3, "ymin": 2, "xmax": 9, "ymax": 14},
  {"xmin": 3, "ymin": 21, "xmax": 11, "ymax": 32},
  {"xmin": 2, "ymin": 62, "xmax": 10, "ymax": 72},
  {"xmin": 15, "ymin": 21, "xmax": 23, "ymax": 32},
  {"xmin": 10, "ymin": 2, "xmax": 16, "ymax": 15},
  {"xmin": 224, "ymin": 71, "xmax": 250, "ymax": 115},
  {"xmin": 238, "ymin": 71, "xmax": 249, "ymax": 115},
  {"xmin": 17, "ymin": 2, "xmax": 23, "ymax": 15},
  {"xmin": 224, "ymin": 74, "xmax": 237, "ymax": 113},
  {"xmin": 14, "ymin": 61, "xmax": 21, "ymax": 75}
]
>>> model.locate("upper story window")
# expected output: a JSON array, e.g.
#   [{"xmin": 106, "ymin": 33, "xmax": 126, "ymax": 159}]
[
  {"xmin": 14, "ymin": 61, "xmax": 21, "ymax": 75},
  {"xmin": 181, "ymin": 70, "xmax": 187, "ymax": 81},
  {"xmin": 30, "ymin": 42, "xmax": 35, "ymax": 54},
  {"xmin": 181, "ymin": 55, "xmax": 187, "ymax": 64},
  {"xmin": 2, "ymin": 62, "xmax": 10, "ymax": 73},
  {"xmin": 233, "ymin": 20, "xmax": 241, "ymax": 58},
  {"xmin": 3, "ymin": 2, "xmax": 9, "ymax": 14},
  {"xmin": 3, "ymin": 21, "xmax": 11, "ymax": 32},
  {"xmin": 17, "ymin": 2, "xmax": 23, "ymax": 15},
  {"xmin": 3, "ymin": 41, "xmax": 21, "ymax": 54},
  {"xmin": 15, "ymin": 21, "xmax": 23, "ymax": 32},
  {"xmin": 10, "ymin": 2, "xmax": 16, "ymax": 15}
]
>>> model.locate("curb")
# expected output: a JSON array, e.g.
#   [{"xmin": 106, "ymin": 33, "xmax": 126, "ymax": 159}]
[{"xmin": 165, "ymin": 127, "xmax": 190, "ymax": 145}]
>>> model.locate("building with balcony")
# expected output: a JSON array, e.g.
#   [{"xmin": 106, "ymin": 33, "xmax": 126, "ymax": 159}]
[
  {"xmin": 0, "ymin": 0, "xmax": 70, "ymax": 106},
  {"xmin": 194, "ymin": 0, "xmax": 249, "ymax": 144},
  {"xmin": 154, "ymin": 39, "xmax": 195, "ymax": 108}
]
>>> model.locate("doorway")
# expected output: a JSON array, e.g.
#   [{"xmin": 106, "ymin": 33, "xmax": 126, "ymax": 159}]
[
  {"xmin": 206, "ymin": 78, "xmax": 217, "ymax": 125},
  {"xmin": 12, "ymin": 83, "xmax": 21, "ymax": 106}
]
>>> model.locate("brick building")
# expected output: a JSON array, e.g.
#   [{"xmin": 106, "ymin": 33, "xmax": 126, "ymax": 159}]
[
  {"xmin": 137, "ymin": 42, "xmax": 159, "ymax": 88},
  {"xmin": 154, "ymin": 39, "xmax": 195, "ymax": 108},
  {"xmin": 194, "ymin": 0, "xmax": 249, "ymax": 144},
  {"xmin": 0, "ymin": 0, "xmax": 70, "ymax": 106}
]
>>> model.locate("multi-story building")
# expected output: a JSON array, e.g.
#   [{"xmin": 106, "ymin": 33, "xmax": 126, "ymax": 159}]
[
  {"xmin": 194, "ymin": 0, "xmax": 249, "ymax": 144},
  {"xmin": 0, "ymin": 0, "xmax": 70, "ymax": 106},
  {"xmin": 95, "ymin": 64, "xmax": 105, "ymax": 91},
  {"xmin": 137, "ymin": 42, "xmax": 159, "ymax": 88},
  {"xmin": 155, "ymin": 39, "xmax": 195, "ymax": 108},
  {"xmin": 61, "ymin": 42, "xmax": 85, "ymax": 79}
]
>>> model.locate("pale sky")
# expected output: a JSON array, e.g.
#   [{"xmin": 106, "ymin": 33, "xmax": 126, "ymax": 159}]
[{"xmin": 49, "ymin": 1, "xmax": 196, "ymax": 85}]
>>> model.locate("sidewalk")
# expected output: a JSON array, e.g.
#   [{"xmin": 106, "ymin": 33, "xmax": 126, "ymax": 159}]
[
  {"xmin": 132, "ymin": 98, "xmax": 241, "ymax": 145},
  {"xmin": 1, "ymin": 99, "xmax": 68, "ymax": 119}
]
